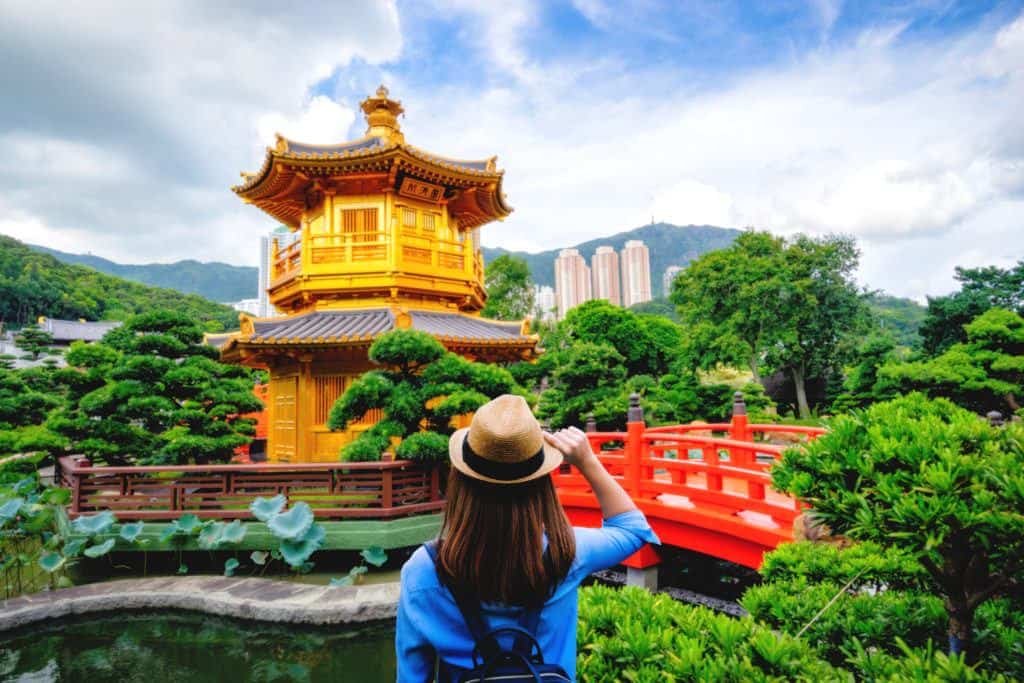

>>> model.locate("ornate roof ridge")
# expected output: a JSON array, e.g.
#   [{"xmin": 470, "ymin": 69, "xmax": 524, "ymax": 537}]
[{"xmin": 400, "ymin": 144, "xmax": 500, "ymax": 174}]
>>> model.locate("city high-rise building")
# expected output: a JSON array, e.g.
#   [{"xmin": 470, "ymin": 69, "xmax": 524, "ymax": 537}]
[
  {"xmin": 662, "ymin": 265, "xmax": 683, "ymax": 298},
  {"xmin": 621, "ymin": 240, "xmax": 652, "ymax": 307},
  {"xmin": 258, "ymin": 226, "xmax": 295, "ymax": 317},
  {"xmin": 533, "ymin": 285, "xmax": 556, "ymax": 322},
  {"xmin": 591, "ymin": 246, "xmax": 621, "ymax": 306},
  {"xmin": 554, "ymin": 248, "xmax": 592, "ymax": 318}
]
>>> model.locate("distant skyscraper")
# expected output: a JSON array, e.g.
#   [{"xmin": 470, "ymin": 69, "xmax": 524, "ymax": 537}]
[
  {"xmin": 621, "ymin": 240, "xmax": 652, "ymax": 307},
  {"xmin": 533, "ymin": 285, "xmax": 556, "ymax": 322},
  {"xmin": 554, "ymin": 248, "xmax": 592, "ymax": 319},
  {"xmin": 591, "ymin": 246, "xmax": 621, "ymax": 306},
  {"xmin": 258, "ymin": 226, "xmax": 295, "ymax": 317},
  {"xmin": 662, "ymin": 265, "xmax": 683, "ymax": 298}
]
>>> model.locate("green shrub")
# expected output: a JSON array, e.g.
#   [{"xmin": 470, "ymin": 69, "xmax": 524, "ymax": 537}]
[
  {"xmin": 340, "ymin": 435, "xmax": 387, "ymax": 463},
  {"xmin": 759, "ymin": 540, "xmax": 927, "ymax": 592},
  {"xmin": 576, "ymin": 585, "xmax": 842, "ymax": 682},
  {"xmin": 394, "ymin": 431, "xmax": 448, "ymax": 463}
]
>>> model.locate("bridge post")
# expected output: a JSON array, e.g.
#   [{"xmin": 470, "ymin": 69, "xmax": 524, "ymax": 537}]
[
  {"xmin": 729, "ymin": 391, "xmax": 752, "ymax": 465},
  {"xmin": 626, "ymin": 393, "xmax": 645, "ymax": 499}
]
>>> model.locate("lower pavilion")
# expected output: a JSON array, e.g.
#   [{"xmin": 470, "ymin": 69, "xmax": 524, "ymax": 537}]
[{"xmin": 217, "ymin": 87, "xmax": 538, "ymax": 462}]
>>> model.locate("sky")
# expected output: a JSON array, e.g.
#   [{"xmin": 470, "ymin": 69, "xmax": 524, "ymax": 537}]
[{"xmin": 0, "ymin": 0, "xmax": 1022, "ymax": 302}]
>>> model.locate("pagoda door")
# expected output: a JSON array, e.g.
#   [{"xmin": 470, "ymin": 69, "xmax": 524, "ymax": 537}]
[{"xmin": 269, "ymin": 375, "xmax": 298, "ymax": 462}]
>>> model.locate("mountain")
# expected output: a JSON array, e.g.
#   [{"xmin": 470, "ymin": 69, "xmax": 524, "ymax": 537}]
[
  {"xmin": 867, "ymin": 293, "xmax": 926, "ymax": 349},
  {"xmin": 482, "ymin": 223, "xmax": 743, "ymax": 297},
  {"xmin": 0, "ymin": 235, "xmax": 240, "ymax": 329},
  {"xmin": 28, "ymin": 245, "xmax": 258, "ymax": 303}
]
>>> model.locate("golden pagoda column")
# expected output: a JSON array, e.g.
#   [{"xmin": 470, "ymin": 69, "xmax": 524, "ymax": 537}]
[{"xmin": 296, "ymin": 353, "xmax": 315, "ymax": 462}]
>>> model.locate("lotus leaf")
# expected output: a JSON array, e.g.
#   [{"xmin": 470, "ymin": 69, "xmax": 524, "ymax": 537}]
[
  {"xmin": 250, "ymin": 550, "xmax": 269, "ymax": 566},
  {"xmin": 329, "ymin": 576, "xmax": 353, "ymax": 587},
  {"xmin": 0, "ymin": 497, "xmax": 24, "ymax": 524},
  {"xmin": 224, "ymin": 557, "xmax": 239, "ymax": 577},
  {"xmin": 349, "ymin": 564, "xmax": 368, "ymax": 577},
  {"xmin": 83, "ymin": 538, "xmax": 116, "ymax": 558},
  {"xmin": 267, "ymin": 502, "xmax": 314, "ymax": 541},
  {"xmin": 220, "ymin": 519, "xmax": 247, "ymax": 544},
  {"xmin": 278, "ymin": 522, "xmax": 325, "ymax": 568},
  {"xmin": 63, "ymin": 538, "xmax": 87, "ymax": 557},
  {"xmin": 41, "ymin": 487, "xmax": 72, "ymax": 505},
  {"xmin": 38, "ymin": 551, "xmax": 65, "ymax": 573},
  {"xmin": 177, "ymin": 563, "xmax": 189, "ymax": 574},
  {"xmin": 56, "ymin": 575, "xmax": 74, "ymax": 589},
  {"xmin": 250, "ymin": 494, "xmax": 287, "ymax": 522},
  {"xmin": 176, "ymin": 514, "xmax": 202, "ymax": 535},
  {"xmin": 159, "ymin": 521, "xmax": 181, "ymax": 543},
  {"xmin": 13, "ymin": 477, "xmax": 36, "ymax": 495},
  {"xmin": 361, "ymin": 545, "xmax": 387, "ymax": 568},
  {"xmin": 72, "ymin": 510, "xmax": 116, "ymax": 536},
  {"xmin": 198, "ymin": 522, "xmax": 224, "ymax": 549},
  {"xmin": 19, "ymin": 504, "xmax": 53, "ymax": 534},
  {"xmin": 119, "ymin": 521, "xmax": 145, "ymax": 543}
]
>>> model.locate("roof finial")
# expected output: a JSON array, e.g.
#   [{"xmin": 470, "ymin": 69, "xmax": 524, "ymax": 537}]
[
  {"xmin": 360, "ymin": 85, "xmax": 404, "ymax": 144},
  {"xmin": 376, "ymin": 84, "xmax": 389, "ymax": 98}
]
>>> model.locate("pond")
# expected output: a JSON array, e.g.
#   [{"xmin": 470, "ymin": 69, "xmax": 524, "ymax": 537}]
[{"xmin": 0, "ymin": 611, "xmax": 396, "ymax": 682}]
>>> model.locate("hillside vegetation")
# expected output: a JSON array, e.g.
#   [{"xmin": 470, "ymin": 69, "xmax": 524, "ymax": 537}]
[
  {"xmin": 0, "ymin": 235, "xmax": 239, "ymax": 330},
  {"xmin": 29, "ymin": 243, "xmax": 257, "ymax": 303}
]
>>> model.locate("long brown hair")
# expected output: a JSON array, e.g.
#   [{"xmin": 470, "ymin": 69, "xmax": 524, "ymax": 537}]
[{"xmin": 436, "ymin": 467, "xmax": 576, "ymax": 608}]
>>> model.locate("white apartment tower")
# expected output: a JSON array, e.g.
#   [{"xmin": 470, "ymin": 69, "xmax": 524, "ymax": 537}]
[
  {"xmin": 554, "ymin": 248, "xmax": 592, "ymax": 319},
  {"xmin": 662, "ymin": 265, "xmax": 683, "ymax": 298},
  {"xmin": 590, "ymin": 246, "xmax": 622, "ymax": 306},
  {"xmin": 621, "ymin": 240, "xmax": 652, "ymax": 307}
]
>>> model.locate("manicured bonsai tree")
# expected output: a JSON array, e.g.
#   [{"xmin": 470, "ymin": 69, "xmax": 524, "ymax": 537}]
[
  {"xmin": 327, "ymin": 329, "xmax": 523, "ymax": 462},
  {"xmin": 14, "ymin": 324, "xmax": 55, "ymax": 361},
  {"xmin": 49, "ymin": 310, "xmax": 262, "ymax": 466},
  {"xmin": 772, "ymin": 393, "xmax": 1024, "ymax": 657}
]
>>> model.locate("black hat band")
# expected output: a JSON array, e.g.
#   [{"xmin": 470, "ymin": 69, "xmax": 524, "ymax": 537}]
[{"xmin": 462, "ymin": 436, "xmax": 546, "ymax": 481}]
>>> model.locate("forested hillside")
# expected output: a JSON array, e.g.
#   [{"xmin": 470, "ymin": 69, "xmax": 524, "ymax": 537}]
[
  {"xmin": 0, "ymin": 235, "xmax": 239, "ymax": 329},
  {"xmin": 29, "ymin": 243, "xmax": 257, "ymax": 302},
  {"xmin": 483, "ymin": 223, "xmax": 742, "ymax": 297},
  {"xmin": 868, "ymin": 293, "xmax": 926, "ymax": 348}
]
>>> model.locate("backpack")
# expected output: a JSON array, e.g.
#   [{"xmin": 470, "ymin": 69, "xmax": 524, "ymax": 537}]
[{"xmin": 424, "ymin": 541, "xmax": 572, "ymax": 683}]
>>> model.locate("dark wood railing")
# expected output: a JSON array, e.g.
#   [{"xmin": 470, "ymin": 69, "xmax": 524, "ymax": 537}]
[{"xmin": 58, "ymin": 456, "xmax": 443, "ymax": 521}]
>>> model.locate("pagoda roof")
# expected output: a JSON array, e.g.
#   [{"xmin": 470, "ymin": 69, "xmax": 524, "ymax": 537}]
[
  {"xmin": 233, "ymin": 88, "xmax": 511, "ymax": 229},
  {"xmin": 214, "ymin": 308, "xmax": 536, "ymax": 355},
  {"xmin": 38, "ymin": 317, "xmax": 122, "ymax": 343}
]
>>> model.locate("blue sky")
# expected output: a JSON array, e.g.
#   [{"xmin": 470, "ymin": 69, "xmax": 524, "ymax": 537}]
[{"xmin": 0, "ymin": 0, "xmax": 1022, "ymax": 302}]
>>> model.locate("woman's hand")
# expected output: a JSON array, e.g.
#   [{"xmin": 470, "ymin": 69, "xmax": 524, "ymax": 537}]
[{"xmin": 543, "ymin": 426, "xmax": 596, "ymax": 470}]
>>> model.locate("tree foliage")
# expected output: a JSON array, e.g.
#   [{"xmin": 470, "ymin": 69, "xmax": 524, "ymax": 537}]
[
  {"xmin": 481, "ymin": 254, "xmax": 535, "ymax": 321},
  {"xmin": 671, "ymin": 231, "xmax": 870, "ymax": 417},
  {"xmin": 878, "ymin": 308, "xmax": 1024, "ymax": 415},
  {"xmin": 772, "ymin": 393, "xmax": 1024, "ymax": 657},
  {"xmin": 14, "ymin": 325, "xmax": 56, "ymax": 361},
  {"xmin": 327, "ymin": 329, "xmax": 523, "ymax": 463},
  {"xmin": 48, "ymin": 311, "xmax": 261, "ymax": 466},
  {"xmin": 0, "ymin": 234, "xmax": 238, "ymax": 329},
  {"xmin": 919, "ymin": 261, "xmax": 1024, "ymax": 357}
]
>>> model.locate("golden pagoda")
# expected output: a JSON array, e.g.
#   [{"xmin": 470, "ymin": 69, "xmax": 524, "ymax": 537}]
[{"xmin": 219, "ymin": 87, "xmax": 538, "ymax": 463}]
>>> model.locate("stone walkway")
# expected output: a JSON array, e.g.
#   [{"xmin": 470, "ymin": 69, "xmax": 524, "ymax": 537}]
[{"xmin": 0, "ymin": 576, "xmax": 400, "ymax": 632}]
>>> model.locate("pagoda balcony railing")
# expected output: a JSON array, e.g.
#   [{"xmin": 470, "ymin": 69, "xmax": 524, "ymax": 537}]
[{"xmin": 272, "ymin": 239, "xmax": 302, "ymax": 284}]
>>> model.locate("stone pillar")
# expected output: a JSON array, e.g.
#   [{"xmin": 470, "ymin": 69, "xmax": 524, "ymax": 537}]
[
  {"xmin": 987, "ymin": 411, "xmax": 1005, "ymax": 428},
  {"xmin": 626, "ymin": 565, "xmax": 660, "ymax": 591}
]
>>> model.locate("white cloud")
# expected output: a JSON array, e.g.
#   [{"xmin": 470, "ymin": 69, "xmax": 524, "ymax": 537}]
[
  {"xmin": 648, "ymin": 180, "xmax": 737, "ymax": 228},
  {"xmin": 257, "ymin": 96, "xmax": 358, "ymax": 147}
]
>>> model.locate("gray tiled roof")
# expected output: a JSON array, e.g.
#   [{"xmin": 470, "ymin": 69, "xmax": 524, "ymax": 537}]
[
  {"xmin": 285, "ymin": 136, "xmax": 387, "ymax": 157},
  {"xmin": 224, "ymin": 308, "xmax": 533, "ymax": 346},
  {"xmin": 40, "ymin": 318, "xmax": 122, "ymax": 342}
]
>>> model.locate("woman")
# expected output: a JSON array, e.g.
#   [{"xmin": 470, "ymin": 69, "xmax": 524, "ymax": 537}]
[{"xmin": 396, "ymin": 394, "xmax": 658, "ymax": 681}]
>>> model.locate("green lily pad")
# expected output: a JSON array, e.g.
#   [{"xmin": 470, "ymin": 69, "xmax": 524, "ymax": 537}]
[
  {"xmin": 119, "ymin": 521, "xmax": 145, "ymax": 543},
  {"xmin": 63, "ymin": 538, "xmax": 87, "ymax": 557},
  {"xmin": 250, "ymin": 494, "xmax": 287, "ymax": 522},
  {"xmin": 38, "ymin": 551, "xmax": 65, "ymax": 573},
  {"xmin": 56, "ymin": 575, "xmax": 74, "ymax": 589},
  {"xmin": 224, "ymin": 558, "xmax": 240, "ymax": 577},
  {"xmin": 360, "ymin": 545, "xmax": 387, "ymax": 568},
  {"xmin": 279, "ymin": 523, "xmax": 325, "ymax": 568},
  {"xmin": 250, "ymin": 550, "xmax": 269, "ymax": 566},
  {"xmin": 41, "ymin": 487, "xmax": 72, "ymax": 505},
  {"xmin": 13, "ymin": 478, "xmax": 36, "ymax": 495},
  {"xmin": 83, "ymin": 538, "xmax": 116, "ymax": 558},
  {"xmin": 198, "ymin": 522, "xmax": 224, "ymax": 549},
  {"xmin": 220, "ymin": 520, "xmax": 247, "ymax": 544},
  {"xmin": 177, "ymin": 563, "xmax": 189, "ymax": 575},
  {"xmin": 0, "ymin": 497, "xmax": 25, "ymax": 524},
  {"xmin": 71, "ymin": 510, "xmax": 116, "ymax": 537},
  {"xmin": 19, "ymin": 505, "xmax": 53, "ymax": 533},
  {"xmin": 159, "ymin": 521, "xmax": 181, "ymax": 543},
  {"xmin": 267, "ymin": 502, "xmax": 314, "ymax": 541},
  {"xmin": 329, "ymin": 576, "xmax": 353, "ymax": 587},
  {"xmin": 176, "ymin": 514, "xmax": 202, "ymax": 535}
]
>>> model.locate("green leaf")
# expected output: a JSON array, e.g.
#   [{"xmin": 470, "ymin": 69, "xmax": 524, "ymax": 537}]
[
  {"xmin": 220, "ymin": 519, "xmax": 246, "ymax": 544},
  {"xmin": 224, "ymin": 558, "xmax": 240, "ymax": 577},
  {"xmin": 198, "ymin": 522, "xmax": 224, "ymax": 549},
  {"xmin": 176, "ymin": 514, "xmax": 202, "ymax": 535},
  {"xmin": 56, "ymin": 575, "xmax": 74, "ymax": 589},
  {"xmin": 71, "ymin": 510, "xmax": 116, "ymax": 537},
  {"xmin": 159, "ymin": 521, "xmax": 181, "ymax": 543},
  {"xmin": 119, "ymin": 521, "xmax": 145, "ymax": 543},
  {"xmin": 250, "ymin": 494, "xmax": 287, "ymax": 522},
  {"xmin": 41, "ymin": 487, "xmax": 72, "ymax": 505},
  {"xmin": 267, "ymin": 501, "xmax": 314, "ymax": 541},
  {"xmin": 330, "ymin": 576, "xmax": 354, "ymax": 587},
  {"xmin": 177, "ymin": 563, "xmax": 189, "ymax": 575},
  {"xmin": 83, "ymin": 538, "xmax": 116, "ymax": 558},
  {"xmin": 360, "ymin": 545, "xmax": 387, "ymax": 568},
  {"xmin": 62, "ymin": 537, "xmax": 87, "ymax": 557},
  {"xmin": 278, "ymin": 523, "xmax": 326, "ymax": 568},
  {"xmin": 38, "ymin": 551, "xmax": 65, "ymax": 573},
  {"xmin": 250, "ymin": 550, "xmax": 269, "ymax": 566},
  {"xmin": 0, "ymin": 497, "xmax": 25, "ymax": 524}
]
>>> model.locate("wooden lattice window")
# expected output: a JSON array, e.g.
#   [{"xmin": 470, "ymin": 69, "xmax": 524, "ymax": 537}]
[
  {"xmin": 402, "ymin": 207, "xmax": 417, "ymax": 231},
  {"xmin": 422, "ymin": 212, "xmax": 437, "ymax": 233},
  {"xmin": 341, "ymin": 208, "xmax": 378, "ymax": 241},
  {"xmin": 313, "ymin": 375, "xmax": 348, "ymax": 425}
]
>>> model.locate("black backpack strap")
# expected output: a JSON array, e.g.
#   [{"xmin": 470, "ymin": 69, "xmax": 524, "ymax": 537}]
[{"xmin": 424, "ymin": 541, "xmax": 501, "ymax": 661}]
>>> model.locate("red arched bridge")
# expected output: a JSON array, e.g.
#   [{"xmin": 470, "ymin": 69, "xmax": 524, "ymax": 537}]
[
  {"xmin": 553, "ymin": 393, "xmax": 825, "ymax": 577},
  {"xmin": 57, "ymin": 393, "xmax": 822, "ymax": 573}
]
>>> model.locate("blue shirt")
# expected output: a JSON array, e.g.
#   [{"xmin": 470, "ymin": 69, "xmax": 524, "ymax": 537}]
[{"xmin": 395, "ymin": 509, "xmax": 660, "ymax": 682}]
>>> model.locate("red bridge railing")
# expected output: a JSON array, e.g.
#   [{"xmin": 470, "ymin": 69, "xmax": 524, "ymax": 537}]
[
  {"xmin": 551, "ymin": 392, "xmax": 825, "ymax": 569},
  {"xmin": 58, "ymin": 456, "xmax": 443, "ymax": 521}
]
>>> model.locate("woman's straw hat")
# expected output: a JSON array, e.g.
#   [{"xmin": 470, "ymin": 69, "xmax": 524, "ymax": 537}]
[{"xmin": 448, "ymin": 394, "xmax": 563, "ymax": 485}]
